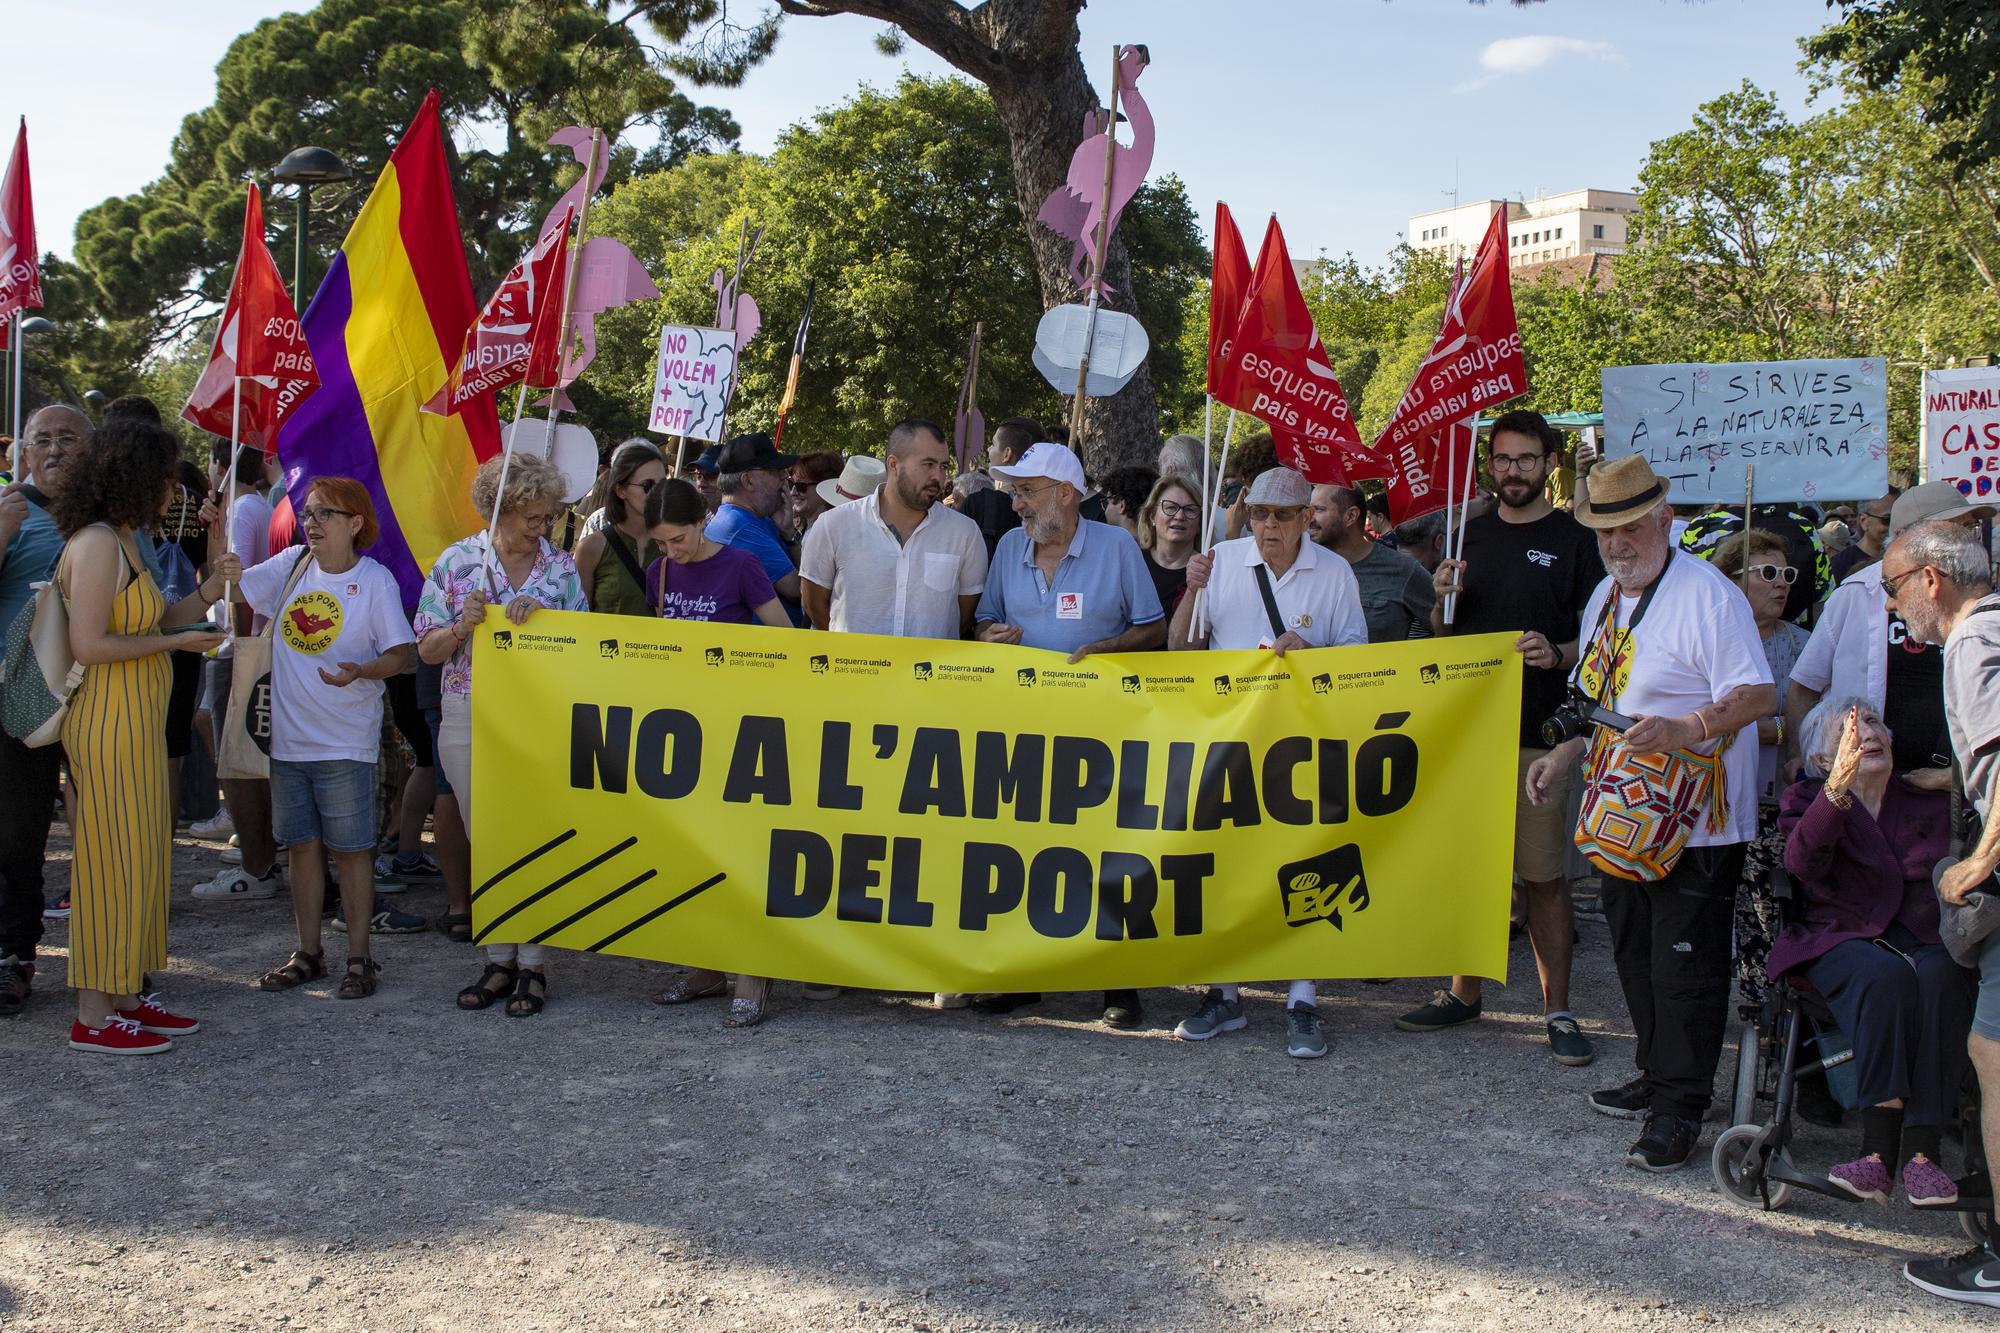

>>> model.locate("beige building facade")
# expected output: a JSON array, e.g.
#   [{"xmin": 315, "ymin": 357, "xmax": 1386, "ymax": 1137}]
[{"xmin": 1408, "ymin": 188, "xmax": 1638, "ymax": 268}]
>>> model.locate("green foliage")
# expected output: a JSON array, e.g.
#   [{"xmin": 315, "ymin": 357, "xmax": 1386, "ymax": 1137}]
[
  {"xmin": 585, "ymin": 75, "xmax": 1204, "ymax": 453},
  {"xmin": 1807, "ymin": 0, "xmax": 2000, "ymax": 176},
  {"xmin": 64, "ymin": 0, "xmax": 749, "ymax": 397}
]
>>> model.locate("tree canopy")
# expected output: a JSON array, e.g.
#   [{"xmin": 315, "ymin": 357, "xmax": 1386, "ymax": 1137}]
[{"xmin": 583, "ymin": 74, "xmax": 1205, "ymax": 452}]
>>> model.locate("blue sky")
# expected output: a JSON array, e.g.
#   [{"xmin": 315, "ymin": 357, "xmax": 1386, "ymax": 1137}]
[{"xmin": 16, "ymin": 0, "xmax": 1838, "ymax": 268}]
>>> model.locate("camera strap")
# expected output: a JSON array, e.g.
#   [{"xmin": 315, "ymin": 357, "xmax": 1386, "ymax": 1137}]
[{"xmin": 1583, "ymin": 557, "xmax": 1666, "ymax": 711}]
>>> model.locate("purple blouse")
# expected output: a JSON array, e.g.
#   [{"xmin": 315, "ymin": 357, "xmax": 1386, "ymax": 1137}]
[{"xmin": 1770, "ymin": 776, "xmax": 1949, "ymax": 979}]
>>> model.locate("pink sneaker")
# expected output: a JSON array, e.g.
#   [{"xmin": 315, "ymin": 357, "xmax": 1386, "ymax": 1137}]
[
  {"xmin": 1903, "ymin": 1154, "xmax": 1960, "ymax": 1207},
  {"xmin": 119, "ymin": 994, "xmax": 199, "ymax": 1036},
  {"xmin": 1828, "ymin": 1153, "xmax": 1893, "ymax": 1204}
]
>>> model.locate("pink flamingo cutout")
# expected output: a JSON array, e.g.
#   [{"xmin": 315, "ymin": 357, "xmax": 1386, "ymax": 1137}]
[
  {"xmin": 1037, "ymin": 45, "xmax": 1154, "ymax": 295},
  {"xmin": 534, "ymin": 127, "xmax": 662, "ymax": 412}
]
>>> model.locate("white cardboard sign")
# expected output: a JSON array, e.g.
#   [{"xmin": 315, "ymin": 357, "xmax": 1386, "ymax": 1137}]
[
  {"xmin": 1600, "ymin": 358, "xmax": 1887, "ymax": 504},
  {"xmin": 1922, "ymin": 365, "xmax": 2000, "ymax": 498},
  {"xmin": 647, "ymin": 324, "xmax": 736, "ymax": 441}
]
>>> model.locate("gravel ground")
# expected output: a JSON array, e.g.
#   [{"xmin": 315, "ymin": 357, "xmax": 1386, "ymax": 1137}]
[{"xmin": 1, "ymin": 826, "xmax": 1995, "ymax": 1332}]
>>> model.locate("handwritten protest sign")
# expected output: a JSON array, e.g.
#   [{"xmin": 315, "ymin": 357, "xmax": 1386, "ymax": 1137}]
[
  {"xmin": 1923, "ymin": 365, "xmax": 2000, "ymax": 497},
  {"xmin": 647, "ymin": 324, "xmax": 736, "ymax": 440},
  {"xmin": 1601, "ymin": 358, "xmax": 1887, "ymax": 504}
]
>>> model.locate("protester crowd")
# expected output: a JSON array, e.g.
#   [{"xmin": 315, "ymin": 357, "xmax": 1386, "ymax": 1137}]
[{"xmin": 7, "ymin": 395, "xmax": 2000, "ymax": 1306}]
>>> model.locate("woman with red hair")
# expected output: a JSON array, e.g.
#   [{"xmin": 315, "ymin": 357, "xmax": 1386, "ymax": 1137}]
[{"xmin": 214, "ymin": 475, "xmax": 415, "ymax": 999}]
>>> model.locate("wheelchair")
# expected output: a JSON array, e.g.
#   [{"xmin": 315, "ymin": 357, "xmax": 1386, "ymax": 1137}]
[{"xmin": 1710, "ymin": 866, "xmax": 1993, "ymax": 1242}]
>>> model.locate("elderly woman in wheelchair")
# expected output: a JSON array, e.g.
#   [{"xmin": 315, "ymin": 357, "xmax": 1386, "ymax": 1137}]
[{"xmin": 1768, "ymin": 696, "xmax": 1977, "ymax": 1206}]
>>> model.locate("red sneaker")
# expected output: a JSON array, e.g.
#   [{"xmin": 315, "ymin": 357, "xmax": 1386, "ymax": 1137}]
[
  {"xmin": 119, "ymin": 994, "xmax": 199, "ymax": 1035},
  {"xmin": 68, "ymin": 1015, "xmax": 173, "ymax": 1056}
]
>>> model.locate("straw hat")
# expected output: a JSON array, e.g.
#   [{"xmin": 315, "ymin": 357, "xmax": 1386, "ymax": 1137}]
[
  {"xmin": 818, "ymin": 455, "xmax": 886, "ymax": 507},
  {"xmin": 1575, "ymin": 455, "xmax": 1669, "ymax": 530}
]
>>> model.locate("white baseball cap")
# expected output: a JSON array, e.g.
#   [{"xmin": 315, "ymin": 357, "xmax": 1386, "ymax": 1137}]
[{"xmin": 991, "ymin": 442, "xmax": 1086, "ymax": 492}]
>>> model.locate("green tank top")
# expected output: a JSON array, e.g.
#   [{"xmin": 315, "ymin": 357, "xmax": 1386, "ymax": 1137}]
[{"xmin": 590, "ymin": 526, "xmax": 663, "ymax": 617}]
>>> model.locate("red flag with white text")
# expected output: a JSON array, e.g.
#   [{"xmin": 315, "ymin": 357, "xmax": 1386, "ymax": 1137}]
[
  {"xmin": 1206, "ymin": 202, "xmax": 1252, "ymax": 397},
  {"xmin": 181, "ymin": 185, "xmax": 320, "ymax": 455},
  {"xmin": 1214, "ymin": 214, "xmax": 1388, "ymax": 484},
  {"xmin": 0, "ymin": 118, "xmax": 43, "ymax": 321},
  {"xmin": 1372, "ymin": 208, "xmax": 1524, "ymax": 472},
  {"xmin": 427, "ymin": 206, "xmax": 574, "ymax": 414}
]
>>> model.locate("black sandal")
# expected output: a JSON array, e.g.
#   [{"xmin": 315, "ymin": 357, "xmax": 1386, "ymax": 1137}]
[
  {"xmin": 435, "ymin": 911, "xmax": 473, "ymax": 944},
  {"xmin": 258, "ymin": 950, "xmax": 325, "ymax": 992},
  {"xmin": 457, "ymin": 962, "xmax": 516, "ymax": 1010},
  {"xmin": 337, "ymin": 956, "xmax": 381, "ymax": 1000},
  {"xmin": 505, "ymin": 968, "xmax": 547, "ymax": 1018}
]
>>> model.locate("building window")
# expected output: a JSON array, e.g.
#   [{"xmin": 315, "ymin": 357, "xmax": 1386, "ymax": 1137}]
[
  {"xmin": 1555, "ymin": 227, "xmax": 1563, "ymax": 239},
  {"xmin": 1593, "ymin": 224, "xmax": 1604, "ymax": 239},
  {"xmin": 1440, "ymin": 225, "xmax": 1448, "ymax": 237}
]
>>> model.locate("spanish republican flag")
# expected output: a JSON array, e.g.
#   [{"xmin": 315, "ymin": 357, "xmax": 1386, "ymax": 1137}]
[{"xmin": 275, "ymin": 90, "xmax": 501, "ymax": 608}]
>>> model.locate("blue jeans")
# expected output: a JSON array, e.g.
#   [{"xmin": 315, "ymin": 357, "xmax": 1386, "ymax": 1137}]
[{"xmin": 271, "ymin": 759, "xmax": 377, "ymax": 853}]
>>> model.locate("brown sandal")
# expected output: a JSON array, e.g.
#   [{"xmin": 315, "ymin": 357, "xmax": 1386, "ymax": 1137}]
[
  {"xmin": 258, "ymin": 950, "xmax": 325, "ymax": 992},
  {"xmin": 336, "ymin": 957, "xmax": 381, "ymax": 1000}
]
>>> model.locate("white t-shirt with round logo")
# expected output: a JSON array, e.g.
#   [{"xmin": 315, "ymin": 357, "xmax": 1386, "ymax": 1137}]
[{"xmin": 241, "ymin": 553, "xmax": 415, "ymax": 764}]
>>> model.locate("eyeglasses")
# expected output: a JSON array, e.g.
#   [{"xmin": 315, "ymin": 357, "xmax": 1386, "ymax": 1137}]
[
  {"xmin": 516, "ymin": 511, "xmax": 559, "ymax": 531},
  {"xmin": 1013, "ymin": 480, "xmax": 1064, "ymax": 500},
  {"xmin": 1155, "ymin": 500, "xmax": 1199, "ymax": 520},
  {"xmin": 628, "ymin": 477, "xmax": 661, "ymax": 495},
  {"xmin": 1489, "ymin": 452, "xmax": 1547, "ymax": 474},
  {"xmin": 1860, "ymin": 509, "xmax": 1892, "ymax": 524},
  {"xmin": 782, "ymin": 479, "xmax": 813, "ymax": 493},
  {"xmin": 1246, "ymin": 505, "xmax": 1305, "ymax": 525},
  {"xmin": 301, "ymin": 505, "xmax": 354, "ymax": 523},
  {"xmin": 1744, "ymin": 564, "xmax": 1797, "ymax": 585},
  {"xmin": 26, "ymin": 431, "xmax": 84, "ymax": 449},
  {"xmin": 1880, "ymin": 564, "xmax": 1933, "ymax": 599}
]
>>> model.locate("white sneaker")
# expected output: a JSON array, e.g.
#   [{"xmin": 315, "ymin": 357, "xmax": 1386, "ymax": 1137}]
[
  {"xmin": 801, "ymin": 985, "xmax": 844, "ymax": 1001},
  {"xmin": 192, "ymin": 865, "xmax": 281, "ymax": 900},
  {"xmin": 934, "ymin": 993, "xmax": 970, "ymax": 1009},
  {"xmin": 189, "ymin": 812, "xmax": 235, "ymax": 840},
  {"xmin": 219, "ymin": 847, "xmax": 242, "ymax": 865}
]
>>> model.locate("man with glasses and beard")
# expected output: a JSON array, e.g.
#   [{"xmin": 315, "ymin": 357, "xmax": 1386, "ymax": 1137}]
[
  {"xmin": 1397, "ymin": 409, "xmax": 1607, "ymax": 1069},
  {"xmin": 972, "ymin": 441, "xmax": 1165, "ymax": 1028},
  {"xmin": 0, "ymin": 406, "xmax": 87, "ymax": 1013},
  {"xmin": 1166, "ymin": 467, "xmax": 1367, "ymax": 1058}
]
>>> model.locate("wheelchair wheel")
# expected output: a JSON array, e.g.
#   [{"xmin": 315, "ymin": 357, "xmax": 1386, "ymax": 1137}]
[
  {"xmin": 1713, "ymin": 1123, "xmax": 1792, "ymax": 1210},
  {"xmin": 1729, "ymin": 1022, "xmax": 1759, "ymax": 1127},
  {"xmin": 1959, "ymin": 1208, "xmax": 1993, "ymax": 1246}
]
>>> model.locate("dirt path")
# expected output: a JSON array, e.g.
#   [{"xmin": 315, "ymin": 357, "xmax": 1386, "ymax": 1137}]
[{"xmin": 0, "ymin": 829, "xmax": 1991, "ymax": 1331}]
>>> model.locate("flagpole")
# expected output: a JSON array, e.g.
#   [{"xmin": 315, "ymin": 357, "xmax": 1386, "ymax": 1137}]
[
  {"xmin": 542, "ymin": 130, "xmax": 601, "ymax": 435},
  {"xmin": 483, "ymin": 383, "xmax": 535, "ymax": 594},
  {"xmin": 221, "ymin": 376, "xmax": 242, "ymax": 642},
  {"xmin": 1066, "ymin": 45, "xmax": 1124, "ymax": 456},
  {"xmin": 1444, "ymin": 416, "xmax": 1480, "ymax": 627},
  {"xmin": 8, "ymin": 311, "xmax": 19, "ymax": 480},
  {"xmin": 1193, "ymin": 407, "xmax": 1238, "ymax": 639}
]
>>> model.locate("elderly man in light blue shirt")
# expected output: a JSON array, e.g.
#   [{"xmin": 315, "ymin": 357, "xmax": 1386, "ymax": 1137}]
[
  {"xmin": 970, "ymin": 441, "xmax": 1164, "ymax": 1030},
  {"xmin": 974, "ymin": 443, "xmax": 1164, "ymax": 663}
]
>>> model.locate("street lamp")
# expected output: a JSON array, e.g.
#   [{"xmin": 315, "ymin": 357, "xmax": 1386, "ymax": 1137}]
[{"xmin": 271, "ymin": 146, "xmax": 354, "ymax": 309}]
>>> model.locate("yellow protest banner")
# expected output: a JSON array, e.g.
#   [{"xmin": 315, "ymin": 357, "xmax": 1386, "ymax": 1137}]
[{"xmin": 469, "ymin": 612, "xmax": 1522, "ymax": 991}]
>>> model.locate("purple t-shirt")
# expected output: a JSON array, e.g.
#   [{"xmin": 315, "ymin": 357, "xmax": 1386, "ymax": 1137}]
[{"xmin": 644, "ymin": 545, "xmax": 779, "ymax": 623}]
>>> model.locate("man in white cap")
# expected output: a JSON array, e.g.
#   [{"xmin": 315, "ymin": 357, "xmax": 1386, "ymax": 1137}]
[
  {"xmin": 973, "ymin": 440, "xmax": 1165, "ymax": 1027},
  {"xmin": 1527, "ymin": 454, "xmax": 1775, "ymax": 1172},
  {"xmin": 1165, "ymin": 465, "xmax": 1366, "ymax": 1059},
  {"xmin": 1786, "ymin": 480, "xmax": 1995, "ymax": 786}
]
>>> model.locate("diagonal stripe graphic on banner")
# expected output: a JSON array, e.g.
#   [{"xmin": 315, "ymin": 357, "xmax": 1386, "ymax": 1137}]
[
  {"xmin": 471, "ymin": 828, "xmax": 579, "ymax": 904},
  {"xmin": 584, "ymin": 872, "xmax": 727, "ymax": 954},
  {"xmin": 528, "ymin": 868, "xmax": 660, "ymax": 945},
  {"xmin": 472, "ymin": 836, "xmax": 640, "ymax": 944}
]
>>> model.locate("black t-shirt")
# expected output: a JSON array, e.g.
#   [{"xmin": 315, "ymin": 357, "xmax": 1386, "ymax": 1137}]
[
  {"xmin": 1453, "ymin": 508, "xmax": 1606, "ymax": 747},
  {"xmin": 1829, "ymin": 542, "xmax": 1875, "ymax": 585},
  {"xmin": 1884, "ymin": 609, "xmax": 1950, "ymax": 771},
  {"xmin": 1144, "ymin": 550, "xmax": 1188, "ymax": 619},
  {"xmin": 962, "ymin": 487, "xmax": 1021, "ymax": 561}
]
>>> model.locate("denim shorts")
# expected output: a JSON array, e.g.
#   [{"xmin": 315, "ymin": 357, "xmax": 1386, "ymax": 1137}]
[
  {"xmin": 1976, "ymin": 931, "xmax": 2000, "ymax": 1043},
  {"xmin": 271, "ymin": 758, "xmax": 378, "ymax": 853}
]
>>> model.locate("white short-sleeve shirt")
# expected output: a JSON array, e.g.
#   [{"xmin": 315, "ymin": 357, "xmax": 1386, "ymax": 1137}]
[
  {"xmin": 1201, "ymin": 535, "xmax": 1369, "ymax": 652},
  {"xmin": 800, "ymin": 491, "xmax": 987, "ymax": 639},
  {"xmin": 1570, "ymin": 551, "xmax": 1774, "ymax": 846}
]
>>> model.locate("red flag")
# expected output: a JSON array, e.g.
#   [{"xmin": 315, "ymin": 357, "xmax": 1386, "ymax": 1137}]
[
  {"xmin": 1214, "ymin": 215, "xmax": 1387, "ymax": 485},
  {"xmin": 1206, "ymin": 201, "xmax": 1252, "ymax": 397},
  {"xmin": 1372, "ymin": 207, "xmax": 1524, "ymax": 467},
  {"xmin": 181, "ymin": 185, "xmax": 320, "ymax": 456},
  {"xmin": 427, "ymin": 205, "xmax": 575, "ymax": 415},
  {"xmin": 0, "ymin": 118, "xmax": 43, "ymax": 321}
]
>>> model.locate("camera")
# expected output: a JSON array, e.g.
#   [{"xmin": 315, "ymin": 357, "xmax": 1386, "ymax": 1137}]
[{"xmin": 1540, "ymin": 688, "xmax": 1635, "ymax": 747}]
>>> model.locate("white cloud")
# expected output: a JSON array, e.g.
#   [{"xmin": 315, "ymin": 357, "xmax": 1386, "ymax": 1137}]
[{"xmin": 1455, "ymin": 35, "xmax": 1621, "ymax": 93}]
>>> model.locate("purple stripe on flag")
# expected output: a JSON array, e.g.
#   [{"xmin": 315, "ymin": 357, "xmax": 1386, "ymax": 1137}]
[{"xmin": 273, "ymin": 257, "xmax": 426, "ymax": 610}]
